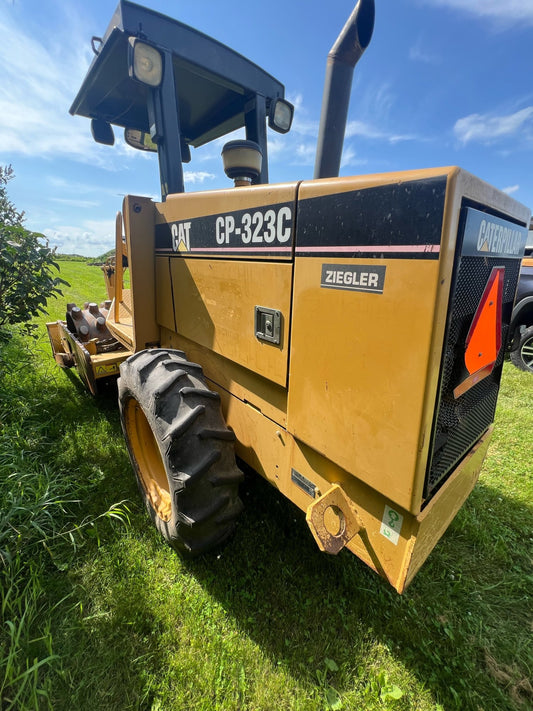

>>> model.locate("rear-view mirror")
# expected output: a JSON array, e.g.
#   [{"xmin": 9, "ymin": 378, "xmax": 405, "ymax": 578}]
[{"xmin": 124, "ymin": 128, "xmax": 158, "ymax": 152}]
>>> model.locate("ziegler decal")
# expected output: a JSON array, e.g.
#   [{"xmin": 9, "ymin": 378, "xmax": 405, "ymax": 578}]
[
  {"xmin": 321, "ymin": 264, "xmax": 386, "ymax": 293},
  {"xmin": 156, "ymin": 203, "xmax": 294, "ymax": 256}
]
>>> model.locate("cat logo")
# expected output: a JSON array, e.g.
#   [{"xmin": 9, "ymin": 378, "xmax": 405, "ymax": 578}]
[
  {"xmin": 171, "ymin": 221, "xmax": 191, "ymax": 252},
  {"xmin": 462, "ymin": 207, "xmax": 527, "ymax": 259},
  {"xmin": 475, "ymin": 218, "xmax": 523, "ymax": 256}
]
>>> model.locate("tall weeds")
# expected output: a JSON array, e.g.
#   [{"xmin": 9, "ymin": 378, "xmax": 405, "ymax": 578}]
[{"xmin": 0, "ymin": 330, "xmax": 128, "ymax": 709}]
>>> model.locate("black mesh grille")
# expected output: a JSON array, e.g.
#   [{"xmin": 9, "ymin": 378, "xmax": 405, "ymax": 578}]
[{"xmin": 425, "ymin": 254, "xmax": 521, "ymax": 497}]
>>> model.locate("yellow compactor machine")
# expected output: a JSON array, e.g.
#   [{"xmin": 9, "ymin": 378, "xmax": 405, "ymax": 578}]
[{"xmin": 47, "ymin": 0, "xmax": 530, "ymax": 593}]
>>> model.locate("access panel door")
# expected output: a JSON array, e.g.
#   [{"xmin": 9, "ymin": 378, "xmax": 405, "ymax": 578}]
[
  {"xmin": 287, "ymin": 171, "xmax": 449, "ymax": 512},
  {"xmin": 154, "ymin": 183, "xmax": 298, "ymax": 387}
]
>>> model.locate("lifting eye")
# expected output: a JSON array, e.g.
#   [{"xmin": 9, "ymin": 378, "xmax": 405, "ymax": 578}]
[{"xmin": 306, "ymin": 484, "xmax": 362, "ymax": 555}]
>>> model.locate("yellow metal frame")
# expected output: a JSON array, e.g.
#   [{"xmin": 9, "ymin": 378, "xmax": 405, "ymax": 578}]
[
  {"xmin": 105, "ymin": 196, "xmax": 159, "ymax": 352},
  {"xmin": 46, "ymin": 320, "xmax": 128, "ymax": 396},
  {"xmin": 73, "ymin": 166, "xmax": 529, "ymax": 591}
]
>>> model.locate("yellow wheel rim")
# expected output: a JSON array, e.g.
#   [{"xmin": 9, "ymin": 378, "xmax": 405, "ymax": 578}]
[{"xmin": 124, "ymin": 398, "xmax": 172, "ymax": 521}]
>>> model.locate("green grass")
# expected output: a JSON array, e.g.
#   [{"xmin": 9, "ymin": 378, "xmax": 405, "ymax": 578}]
[
  {"xmin": 1, "ymin": 260, "xmax": 532, "ymax": 710},
  {"xmin": 46, "ymin": 261, "xmax": 109, "ymax": 316}
]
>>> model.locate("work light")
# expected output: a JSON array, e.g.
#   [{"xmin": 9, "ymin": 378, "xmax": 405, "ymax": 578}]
[
  {"xmin": 268, "ymin": 98, "xmax": 294, "ymax": 133},
  {"xmin": 129, "ymin": 39, "xmax": 163, "ymax": 87}
]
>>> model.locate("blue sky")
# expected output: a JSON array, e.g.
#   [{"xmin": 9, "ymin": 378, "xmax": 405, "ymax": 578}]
[{"xmin": 1, "ymin": 0, "xmax": 533, "ymax": 256}]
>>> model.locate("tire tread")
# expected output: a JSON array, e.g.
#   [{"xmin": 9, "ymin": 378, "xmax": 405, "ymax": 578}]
[{"xmin": 118, "ymin": 348, "xmax": 243, "ymax": 557}]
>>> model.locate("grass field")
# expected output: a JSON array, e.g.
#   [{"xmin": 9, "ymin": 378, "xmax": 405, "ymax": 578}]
[{"xmin": 1, "ymin": 260, "xmax": 532, "ymax": 710}]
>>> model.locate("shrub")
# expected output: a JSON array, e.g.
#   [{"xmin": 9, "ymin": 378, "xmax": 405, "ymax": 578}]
[{"xmin": 0, "ymin": 165, "xmax": 67, "ymax": 337}]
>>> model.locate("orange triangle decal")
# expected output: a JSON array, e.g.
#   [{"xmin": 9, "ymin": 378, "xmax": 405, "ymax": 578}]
[{"xmin": 453, "ymin": 267, "xmax": 504, "ymax": 399}]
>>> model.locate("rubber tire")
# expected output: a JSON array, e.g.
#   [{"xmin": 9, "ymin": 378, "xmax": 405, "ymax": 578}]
[
  {"xmin": 118, "ymin": 348, "xmax": 243, "ymax": 556},
  {"xmin": 509, "ymin": 325, "xmax": 533, "ymax": 373}
]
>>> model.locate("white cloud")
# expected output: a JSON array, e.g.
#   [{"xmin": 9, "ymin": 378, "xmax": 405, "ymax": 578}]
[
  {"xmin": 44, "ymin": 218, "xmax": 115, "ymax": 257},
  {"xmin": 0, "ymin": 4, "xmax": 157, "ymax": 172},
  {"xmin": 345, "ymin": 120, "xmax": 418, "ymax": 144},
  {"xmin": 46, "ymin": 174, "xmax": 159, "ymax": 203},
  {"xmin": 47, "ymin": 176, "xmax": 94, "ymax": 192},
  {"xmin": 365, "ymin": 84, "xmax": 396, "ymax": 123},
  {"xmin": 288, "ymin": 93, "xmax": 319, "ymax": 138},
  {"xmin": 266, "ymin": 137, "xmax": 286, "ymax": 158},
  {"xmin": 340, "ymin": 146, "xmax": 367, "ymax": 169},
  {"xmin": 184, "ymin": 171, "xmax": 216, "ymax": 185},
  {"xmin": 389, "ymin": 134, "xmax": 419, "ymax": 144},
  {"xmin": 269, "ymin": 90, "xmax": 420, "ymax": 173},
  {"xmin": 422, "ymin": 0, "xmax": 533, "ymax": 26},
  {"xmin": 0, "ymin": 4, "xmax": 104, "ymax": 164},
  {"xmin": 454, "ymin": 107, "xmax": 533, "ymax": 144},
  {"xmin": 293, "ymin": 143, "xmax": 316, "ymax": 166},
  {"xmin": 51, "ymin": 197, "xmax": 100, "ymax": 209},
  {"xmin": 345, "ymin": 120, "xmax": 384, "ymax": 141},
  {"xmin": 502, "ymin": 185, "xmax": 520, "ymax": 195},
  {"xmin": 409, "ymin": 41, "xmax": 440, "ymax": 65}
]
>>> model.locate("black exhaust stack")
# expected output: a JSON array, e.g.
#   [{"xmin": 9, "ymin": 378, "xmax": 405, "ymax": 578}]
[{"xmin": 314, "ymin": 0, "xmax": 375, "ymax": 179}]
